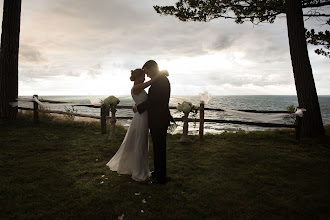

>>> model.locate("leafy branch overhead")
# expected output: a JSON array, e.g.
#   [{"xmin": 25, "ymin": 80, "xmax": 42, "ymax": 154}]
[
  {"xmin": 154, "ymin": 0, "xmax": 330, "ymax": 57},
  {"xmin": 305, "ymin": 19, "xmax": 330, "ymax": 58},
  {"xmin": 154, "ymin": 0, "xmax": 285, "ymax": 23}
]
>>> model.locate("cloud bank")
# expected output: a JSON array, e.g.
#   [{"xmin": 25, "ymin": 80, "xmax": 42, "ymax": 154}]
[{"xmin": 0, "ymin": 0, "xmax": 329, "ymax": 95}]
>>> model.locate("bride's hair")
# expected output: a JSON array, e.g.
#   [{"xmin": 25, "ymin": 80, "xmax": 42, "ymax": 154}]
[{"xmin": 130, "ymin": 69, "xmax": 145, "ymax": 81}]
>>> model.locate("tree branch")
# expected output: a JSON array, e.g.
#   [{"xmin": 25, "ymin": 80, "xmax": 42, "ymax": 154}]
[
  {"xmin": 302, "ymin": 1, "xmax": 330, "ymax": 8},
  {"xmin": 303, "ymin": 14, "xmax": 330, "ymax": 17}
]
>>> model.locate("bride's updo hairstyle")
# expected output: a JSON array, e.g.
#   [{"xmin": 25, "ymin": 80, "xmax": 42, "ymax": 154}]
[{"xmin": 130, "ymin": 69, "xmax": 145, "ymax": 81}]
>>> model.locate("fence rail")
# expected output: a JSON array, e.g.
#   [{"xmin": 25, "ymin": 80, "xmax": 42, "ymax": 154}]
[
  {"xmin": 204, "ymin": 107, "xmax": 291, "ymax": 114},
  {"xmin": 17, "ymin": 95, "xmax": 301, "ymax": 140}
]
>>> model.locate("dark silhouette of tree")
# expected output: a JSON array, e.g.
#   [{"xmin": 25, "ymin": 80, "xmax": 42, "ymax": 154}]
[
  {"xmin": 154, "ymin": 0, "xmax": 330, "ymax": 138},
  {"xmin": 0, "ymin": 0, "xmax": 22, "ymax": 123}
]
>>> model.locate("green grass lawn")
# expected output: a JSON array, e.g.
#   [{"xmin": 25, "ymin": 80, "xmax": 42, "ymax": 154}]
[{"xmin": 1, "ymin": 113, "xmax": 330, "ymax": 219}]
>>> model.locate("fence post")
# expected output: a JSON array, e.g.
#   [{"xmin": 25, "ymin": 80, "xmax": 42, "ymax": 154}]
[
  {"xmin": 108, "ymin": 108, "xmax": 117, "ymax": 140},
  {"xmin": 180, "ymin": 111, "xmax": 192, "ymax": 143},
  {"xmin": 33, "ymin": 94, "xmax": 39, "ymax": 123},
  {"xmin": 199, "ymin": 103, "xmax": 204, "ymax": 139},
  {"xmin": 295, "ymin": 115, "xmax": 302, "ymax": 141},
  {"xmin": 101, "ymin": 105, "xmax": 107, "ymax": 134}
]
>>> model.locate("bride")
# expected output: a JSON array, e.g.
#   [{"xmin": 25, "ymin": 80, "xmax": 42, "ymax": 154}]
[{"xmin": 106, "ymin": 68, "xmax": 166, "ymax": 182}]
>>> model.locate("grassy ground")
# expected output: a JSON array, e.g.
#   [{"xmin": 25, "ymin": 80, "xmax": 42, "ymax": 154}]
[{"xmin": 1, "ymin": 112, "xmax": 330, "ymax": 219}]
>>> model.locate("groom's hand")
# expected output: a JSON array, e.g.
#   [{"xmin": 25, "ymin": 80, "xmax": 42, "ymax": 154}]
[{"xmin": 133, "ymin": 104, "xmax": 137, "ymax": 113}]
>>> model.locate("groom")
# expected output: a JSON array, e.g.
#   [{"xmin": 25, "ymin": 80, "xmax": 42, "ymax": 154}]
[{"xmin": 136, "ymin": 60, "xmax": 172, "ymax": 184}]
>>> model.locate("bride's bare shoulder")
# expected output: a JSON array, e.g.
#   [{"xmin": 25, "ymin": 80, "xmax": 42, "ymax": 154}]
[{"xmin": 132, "ymin": 85, "xmax": 140, "ymax": 95}]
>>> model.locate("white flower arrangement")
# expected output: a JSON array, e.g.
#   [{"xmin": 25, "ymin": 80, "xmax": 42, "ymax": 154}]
[
  {"xmin": 177, "ymin": 101, "xmax": 199, "ymax": 114},
  {"xmin": 102, "ymin": 95, "xmax": 120, "ymax": 110}
]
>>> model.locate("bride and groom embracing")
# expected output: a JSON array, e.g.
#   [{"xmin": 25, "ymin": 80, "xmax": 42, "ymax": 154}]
[{"xmin": 106, "ymin": 60, "xmax": 173, "ymax": 184}]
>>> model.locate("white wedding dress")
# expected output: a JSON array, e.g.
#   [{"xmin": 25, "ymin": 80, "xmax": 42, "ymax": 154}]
[{"xmin": 106, "ymin": 88, "xmax": 150, "ymax": 182}]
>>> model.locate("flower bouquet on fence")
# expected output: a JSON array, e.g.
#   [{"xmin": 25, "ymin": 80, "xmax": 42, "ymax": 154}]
[
  {"xmin": 177, "ymin": 101, "xmax": 199, "ymax": 115},
  {"xmin": 102, "ymin": 96, "xmax": 120, "ymax": 112},
  {"xmin": 177, "ymin": 101, "xmax": 199, "ymax": 143},
  {"xmin": 102, "ymin": 96, "xmax": 120, "ymax": 141}
]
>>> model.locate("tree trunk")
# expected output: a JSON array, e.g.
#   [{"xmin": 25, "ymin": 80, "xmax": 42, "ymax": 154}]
[
  {"xmin": 0, "ymin": 0, "xmax": 22, "ymax": 123},
  {"xmin": 285, "ymin": 0, "xmax": 325, "ymax": 138}
]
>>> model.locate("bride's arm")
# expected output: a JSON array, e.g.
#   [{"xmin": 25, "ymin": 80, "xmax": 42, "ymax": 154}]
[{"xmin": 132, "ymin": 70, "xmax": 168, "ymax": 95}]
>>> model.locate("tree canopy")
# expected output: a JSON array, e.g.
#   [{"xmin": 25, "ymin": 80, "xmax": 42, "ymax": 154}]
[{"xmin": 154, "ymin": 0, "xmax": 330, "ymax": 57}]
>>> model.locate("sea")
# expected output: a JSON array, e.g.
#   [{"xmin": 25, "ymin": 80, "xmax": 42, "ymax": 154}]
[{"xmin": 18, "ymin": 95, "xmax": 330, "ymax": 134}]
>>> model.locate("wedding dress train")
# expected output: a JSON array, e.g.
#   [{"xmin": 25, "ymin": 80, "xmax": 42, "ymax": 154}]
[{"xmin": 106, "ymin": 88, "xmax": 150, "ymax": 181}]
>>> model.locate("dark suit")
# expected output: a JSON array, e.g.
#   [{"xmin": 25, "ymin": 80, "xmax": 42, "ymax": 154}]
[{"xmin": 137, "ymin": 75, "xmax": 171, "ymax": 183}]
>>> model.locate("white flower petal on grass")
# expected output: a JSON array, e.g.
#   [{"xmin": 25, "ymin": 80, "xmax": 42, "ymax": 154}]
[
  {"xmin": 141, "ymin": 210, "xmax": 144, "ymax": 213},
  {"xmin": 135, "ymin": 192, "xmax": 141, "ymax": 196},
  {"xmin": 96, "ymin": 159, "xmax": 99, "ymax": 161},
  {"xmin": 101, "ymin": 175, "xmax": 105, "ymax": 178},
  {"xmin": 142, "ymin": 199, "xmax": 146, "ymax": 204},
  {"xmin": 118, "ymin": 214, "xmax": 125, "ymax": 220},
  {"xmin": 100, "ymin": 181, "xmax": 104, "ymax": 184}
]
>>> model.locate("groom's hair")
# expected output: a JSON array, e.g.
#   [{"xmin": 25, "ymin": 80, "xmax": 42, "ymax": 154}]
[{"xmin": 142, "ymin": 60, "xmax": 158, "ymax": 70}]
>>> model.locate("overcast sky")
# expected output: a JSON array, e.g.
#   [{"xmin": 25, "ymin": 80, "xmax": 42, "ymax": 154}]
[{"xmin": 1, "ymin": 0, "xmax": 329, "ymax": 96}]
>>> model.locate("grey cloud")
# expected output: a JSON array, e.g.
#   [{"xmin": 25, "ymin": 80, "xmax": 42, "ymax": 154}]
[
  {"xmin": 19, "ymin": 66, "xmax": 55, "ymax": 81},
  {"xmin": 37, "ymin": 0, "xmax": 214, "ymax": 57},
  {"xmin": 188, "ymin": 69, "xmax": 293, "ymax": 88},
  {"xmin": 65, "ymin": 71, "xmax": 81, "ymax": 77},
  {"xmin": 87, "ymin": 63, "xmax": 102, "ymax": 78},
  {"xmin": 48, "ymin": 0, "xmax": 151, "ymax": 30},
  {"xmin": 206, "ymin": 21, "xmax": 290, "ymax": 63},
  {"xmin": 112, "ymin": 59, "xmax": 146, "ymax": 70},
  {"xmin": 212, "ymin": 34, "xmax": 239, "ymax": 51},
  {"xmin": 19, "ymin": 61, "xmax": 82, "ymax": 80},
  {"xmin": 19, "ymin": 45, "xmax": 47, "ymax": 64}
]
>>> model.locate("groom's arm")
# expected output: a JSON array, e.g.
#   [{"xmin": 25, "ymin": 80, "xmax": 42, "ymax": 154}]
[{"xmin": 137, "ymin": 99, "xmax": 150, "ymax": 114}]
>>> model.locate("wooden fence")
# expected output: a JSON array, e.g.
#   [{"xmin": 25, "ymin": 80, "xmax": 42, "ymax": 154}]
[{"xmin": 17, "ymin": 95, "xmax": 302, "ymax": 140}]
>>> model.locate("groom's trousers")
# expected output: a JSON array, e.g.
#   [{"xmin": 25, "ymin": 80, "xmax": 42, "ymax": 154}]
[{"xmin": 150, "ymin": 127, "xmax": 167, "ymax": 182}]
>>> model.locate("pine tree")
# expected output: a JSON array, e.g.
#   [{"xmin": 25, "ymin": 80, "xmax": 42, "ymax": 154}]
[{"xmin": 0, "ymin": 0, "xmax": 22, "ymax": 123}]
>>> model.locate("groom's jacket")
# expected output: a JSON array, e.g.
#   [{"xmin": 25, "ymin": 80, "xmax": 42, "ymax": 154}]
[{"xmin": 137, "ymin": 75, "xmax": 173, "ymax": 129}]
